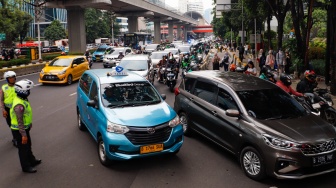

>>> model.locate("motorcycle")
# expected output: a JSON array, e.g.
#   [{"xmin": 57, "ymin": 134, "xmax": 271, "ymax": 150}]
[
  {"xmin": 295, "ymin": 88, "xmax": 336, "ymax": 127},
  {"xmin": 181, "ymin": 60, "xmax": 190, "ymax": 78},
  {"xmin": 164, "ymin": 67, "xmax": 177, "ymax": 92}
]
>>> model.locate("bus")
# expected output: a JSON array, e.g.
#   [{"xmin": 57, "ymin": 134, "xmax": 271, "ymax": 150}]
[{"xmin": 124, "ymin": 32, "xmax": 152, "ymax": 49}]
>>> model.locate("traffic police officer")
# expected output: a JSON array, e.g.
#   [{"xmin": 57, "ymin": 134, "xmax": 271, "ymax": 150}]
[
  {"xmin": 10, "ymin": 79, "xmax": 41, "ymax": 173},
  {"xmin": 1, "ymin": 71, "xmax": 17, "ymax": 147}
]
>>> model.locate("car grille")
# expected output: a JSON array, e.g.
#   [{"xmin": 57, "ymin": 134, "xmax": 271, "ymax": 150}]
[
  {"xmin": 125, "ymin": 123, "xmax": 172, "ymax": 145},
  {"xmin": 300, "ymin": 139, "xmax": 336, "ymax": 156},
  {"xmin": 95, "ymin": 55, "xmax": 102, "ymax": 58},
  {"xmin": 42, "ymin": 75, "xmax": 60, "ymax": 81}
]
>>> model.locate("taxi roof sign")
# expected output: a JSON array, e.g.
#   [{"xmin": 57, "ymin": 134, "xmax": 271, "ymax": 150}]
[{"xmin": 107, "ymin": 66, "xmax": 128, "ymax": 76}]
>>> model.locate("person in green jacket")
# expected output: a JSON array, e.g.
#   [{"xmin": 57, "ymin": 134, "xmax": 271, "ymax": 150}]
[{"xmin": 10, "ymin": 79, "xmax": 41, "ymax": 173}]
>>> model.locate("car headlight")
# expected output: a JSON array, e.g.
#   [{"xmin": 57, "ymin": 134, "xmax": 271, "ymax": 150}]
[
  {"xmin": 40, "ymin": 69, "xmax": 44, "ymax": 74},
  {"xmin": 168, "ymin": 115, "xmax": 180, "ymax": 128},
  {"xmin": 58, "ymin": 69, "xmax": 67, "ymax": 75},
  {"xmin": 263, "ymin": 134, "xmax": 300, "ymax": 151},
  {"xmin": 107, "ymin": 121, "xmax": 129, "ymax": 134}
]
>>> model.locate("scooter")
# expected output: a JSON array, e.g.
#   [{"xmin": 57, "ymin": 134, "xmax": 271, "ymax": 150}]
[
  {"xmin": 164, "ymin": 67, "xmax": 177, "ymax": 92},
  {"xmin": 295, "ymin": 88, "xmax": 336, "ymax": 127}
]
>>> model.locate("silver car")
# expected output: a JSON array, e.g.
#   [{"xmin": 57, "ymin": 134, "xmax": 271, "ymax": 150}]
[
  {"xmin": 164, "ymin": 48, "xmax": 181, "ymax": 63},
  {"xmin": 118, "ymin": 54, "xmax": 153, "ymax": 83},
  {"xmin": 103, "ymin": 47, "xmax": 132, "ymax": 68}
]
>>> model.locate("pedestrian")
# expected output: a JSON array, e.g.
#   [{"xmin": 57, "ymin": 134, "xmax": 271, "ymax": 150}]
[
  {"xmin": 221, "ymin": 51, "xmax": 230, "ymax": 71},
  {"xmin": 285, "ymin": 50, "xmax": 292, "ymax": 74},
  {"xmin": 244, "ymin": 44, "xmax": 249, "ymax": 55},
  {"xmin": 10, "ymin": 79, "xmax": 41, "ymax": 173},
  {"xmin": 238, "ymin": 43, "xmax": 244, "ymax": 62},
  {"xmin": 276, "ymin": 48, "xmax": 286, "ymax": 74},
  {"xmin": 212, "ymin": 53, "xmax": 220, "ymax": 70},
  {"xmin": 200, "ymin": 49, "xmax": 211, "ymax": 70},
  {"xmin": 1, "ymin": 71, "xmax": 18, "ymax": 147},
  {"xmin": 265, "ymin": 50, "xmax": 275, "ymax": 69},
  {"xmin": 244, "ymin": 60, "xmax": 257, "ymax": 76},
  {"xmin": 258, "ymin": 51, "xmax": 266, "ymax": 73}
]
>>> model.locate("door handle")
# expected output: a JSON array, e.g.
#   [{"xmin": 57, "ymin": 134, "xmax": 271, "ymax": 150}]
[{"xmin": 212, "ymin": 110, "xmax": 218, "ymax": 116}]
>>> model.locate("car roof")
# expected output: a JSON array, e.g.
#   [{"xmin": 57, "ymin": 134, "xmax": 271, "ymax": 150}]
[
  {"xmin": 57, "ymin": 55, "xmax": 85, "ymax": 59},
  {"xmin": 86, "ymin": 69, "xmax": 147, "ymax": 84},
  {"xmin": 122, "ymin": 54, "xmax": 149, "ymax": 60},
  {"xmin": 186, "ymin": 71, "xmax": 278, "ymax": 91},
  {"xmin": 152, "ymin": 51, "xmax": 168, "ymax": 54}
]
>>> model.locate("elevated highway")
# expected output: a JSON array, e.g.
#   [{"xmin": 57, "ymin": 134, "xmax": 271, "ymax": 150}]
[{"xmin": 46, "ymin": 0, "xmax": 199, "ymax": 52}]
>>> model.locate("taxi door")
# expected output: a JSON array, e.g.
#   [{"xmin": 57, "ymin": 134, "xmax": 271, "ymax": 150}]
[{"xmin": 71, "ymin": 58, "xmax": 83, "ymax": 80}]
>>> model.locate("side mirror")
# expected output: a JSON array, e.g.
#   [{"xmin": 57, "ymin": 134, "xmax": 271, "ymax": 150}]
[
  {"xmin": 161, "ymin": 94, "xmax": 166, "ymax": 100},
  {"xmin": 72, "ymin": 64, "xmax": 78, "ymax": 68},
  {"xmin": 226, "ymin": 109, "xmax": 240, "ymax": 117},
  {"xmin": 87, "ymin": 100, "xmax": 98, "ymax": 108}
]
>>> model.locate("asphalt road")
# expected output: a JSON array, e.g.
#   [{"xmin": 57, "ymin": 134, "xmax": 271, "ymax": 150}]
[{"xmin": 0, "ymin": 61, "xmax": 335, "ymax": 188}]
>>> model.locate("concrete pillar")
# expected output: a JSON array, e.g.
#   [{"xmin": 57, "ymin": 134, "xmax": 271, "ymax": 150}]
[
  {"xmin": 128, "ymin": 16, "xmax": 138, "ymax": 33},
  {"xmin": 183, "ymin": 25, "xmax": 188, "ymax": 42},
  {"xmin": 176, "ymin": 24, "xmax": 182, "ymax": 40},
  {"xmin": 153, "ymin": 18, "xmax": 161, "ymax": 44},
  {"xmin": 67, "ymin": 7, "xmax": 86, "ymax": 53},
  {"xmin": 168, "ymin": 21, "xmax": 174, "ymax": 42}
]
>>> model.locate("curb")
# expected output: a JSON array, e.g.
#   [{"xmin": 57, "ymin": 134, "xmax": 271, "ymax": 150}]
[{"xmin": 0, "ymin": 62, "xmax": 46, "ymax": 79}]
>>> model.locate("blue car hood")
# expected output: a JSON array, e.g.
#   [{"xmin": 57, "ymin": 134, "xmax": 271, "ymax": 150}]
[
  {"xmin": 104, "ymin": 102, "xmax": 176, "ymax": 127},
  {"xmin": 93, "ymin": 51, "xmax": 105, "ymax": 55}
]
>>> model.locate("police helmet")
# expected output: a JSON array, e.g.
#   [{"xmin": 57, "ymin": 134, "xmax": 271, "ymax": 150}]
[
  {"xmin": 14, "ymin": 79, "xmax": 34, "ymax": 98},
  {"xmin": 4, "ymin": 71, "xmax": 16, "ymax": 79}
]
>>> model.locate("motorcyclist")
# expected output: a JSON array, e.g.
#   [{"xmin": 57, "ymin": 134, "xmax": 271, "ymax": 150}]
[
  {"xmin": 190, "ymin": 51, "xmax": 198, "ymax": 63},
  {"xmin": 117, "ymin": 51, "xmax": 124, "ymax": 59},
  {"xmin": 259, "ymin": 65, "xmax": 276, "ymax": 83},
  {"xmin": 276, "ymin": 73, "xmax": 304, "ymax": 97},
  {"xmin": 296, "ymin": 70, "xmax": 318, "ymax": 93},
  {"xmin": 84, "ymin": 49, "xmax": 90, "ymax": 59},
  {"xmin": 157, "ymin": 55, "xmax": 167, "ymax": 81},
  {"xmin": 166, "ymin": 56, "xmax": 179, "ymax": 79}
]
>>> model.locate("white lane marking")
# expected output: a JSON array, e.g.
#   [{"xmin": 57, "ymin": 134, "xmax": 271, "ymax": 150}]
[
  {"xmin": 35, "ymin": 83, "xmax": 42, "ymax": 87},
  {"xmin": 69, "ymin": 92, "xmax": 77, "ymax": 96}
]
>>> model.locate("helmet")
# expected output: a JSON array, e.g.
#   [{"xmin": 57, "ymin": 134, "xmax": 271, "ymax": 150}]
[
  {"xmin": 119, "ymin": 51, "xmax": 123, "ymax": 54},
  {"xmin": 205, "ymin": 49, "xmax": 209, "ymax": 54},
  {"xmin": 163, "ymin": 55, "xmax": 167, "ymax": 59},
  {"xmin": 305, "ymin": 70, "xmax": 316, "ymax": 82},
  {"xmin": 4, "ymin": 71, "xmax": 16, "ymax": 79},
  {"xmin": 14, "ymin": 79, "xmax": 34, "ymax": 98},
  {"xmin": 184, "ymin": 55, "xmax": 189, "ymax": 61},
  {"xmin": 280, "ymin": 73, "xmax": 292, "ymax": 86},
  {"xmin": 260, "ymin": 65, "xmax": 271, "ymax": 75}
]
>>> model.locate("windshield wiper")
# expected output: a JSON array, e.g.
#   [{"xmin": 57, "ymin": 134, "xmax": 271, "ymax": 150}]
[
  {"xmin": 107, "ymin": 103, "xmax": 133, "ymax": 108},
  {"xmin": 133, "ymin": 100, "xmax": 161, "ymax": 106},
  {"xmin": 264, "ymin": 115, "xmax": 296, "ymax": 120}
]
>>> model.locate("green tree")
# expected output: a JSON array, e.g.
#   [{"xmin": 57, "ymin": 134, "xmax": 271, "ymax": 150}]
[{"xmin": 44, "ymin": 20, "xmax": 66, "ymax": 42}]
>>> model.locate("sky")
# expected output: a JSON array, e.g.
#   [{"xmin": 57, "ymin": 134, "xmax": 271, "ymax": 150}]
[{"xmin": 168, "ymin": 0, "xmax": 214, "ymax": 12}]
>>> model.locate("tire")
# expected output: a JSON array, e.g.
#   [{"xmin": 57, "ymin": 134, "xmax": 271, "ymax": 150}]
[
  {"xmin": 240, "ymin": 146, "xmax": 266, "ymax": 180},
  {"xmin": 77, "ymin": 111, "xmax": 86, "ymax": 131},
  {"xmin": 67, "ymin": 75, "xmax": 72, "ymax": 85},
  {"xmin": 169, "ymin": 84, "xmax": 174, "ymax": 92},
  {"xmin": 179, "ymin": 112, "xmax": 192, "ymax": 136},
  {"xmin": 98, "ymin": 136, "xmax": 113, "ymax": 166},
  {"xmin": 324, "ymin": 109, "xmax": 336, "ymax": 127},
  {"xmin": 103, "ymin": 65, "xmax": 107, "ymax": 68}
]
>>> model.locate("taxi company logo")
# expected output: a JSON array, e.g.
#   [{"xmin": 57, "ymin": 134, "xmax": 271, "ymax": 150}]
[
  {"xmin": 147, "ymin": 127, "xmax": 155, "ymax": 134},
  {"xmin": 116, "ymin": 66, "xmax": 123, "ymax": 72}
]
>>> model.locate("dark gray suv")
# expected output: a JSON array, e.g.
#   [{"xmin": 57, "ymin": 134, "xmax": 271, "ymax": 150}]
[{"xmin": 174, "ymin": 71, "xmax": 336, "ymax": 180}]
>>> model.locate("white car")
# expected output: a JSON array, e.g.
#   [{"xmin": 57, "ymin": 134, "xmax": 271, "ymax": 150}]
[
  {"xmin": 103, "ymin": 47, "xmax": 132, "ymax": 68},
  {"xmin": 118, "ymin": 54, "xmax": 152, "ymax": 78}
]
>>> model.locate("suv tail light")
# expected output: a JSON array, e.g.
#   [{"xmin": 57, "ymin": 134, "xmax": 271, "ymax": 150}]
[{"xmin": 174, "ymin": 87, "xmax": 180, "ymax": 96}]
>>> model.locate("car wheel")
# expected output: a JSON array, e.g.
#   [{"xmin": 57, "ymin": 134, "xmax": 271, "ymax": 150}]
[
  {"xmin": 240, "ymin": 146, "xmax": 266, "ymax": 180},
  {"xmin": 98, "ymin": 136, "xmax": 113, "ymax": 166},
  {"xmin": 77, "ymin": 110, "xmax": 86, "ymax": 131},
  {"xmin": 179, "ymin": 112, "xmax": 192, "ymax": 136},
  {"xmin": 103, "ymin": 65, "xmax": 107, "ymax": 68},
  {"xmin": 67, "ymin": 75, "xmax": 72, "ymax": 85}
]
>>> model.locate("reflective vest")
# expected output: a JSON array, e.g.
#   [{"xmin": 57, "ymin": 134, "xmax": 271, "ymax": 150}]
[
  {"xmin": 2, "ymin": 84, "xmax": 16, "ymax": 108},
  {"xmin": 10, "ymin": 97, "xmax": 32, "ymax": 130}
]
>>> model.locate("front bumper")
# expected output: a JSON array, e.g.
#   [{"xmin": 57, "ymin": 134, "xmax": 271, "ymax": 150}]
[
  {"xmin": 103, "ymin": 124, "xmax": 184, "ymax": 160},
  {"xmin": 39, "ymin": 73, "xmax": 68, "ymax": 84},
  {"xmin": 263, "ymin": 144, "xmax": 336, "ymax": 179},
  {"xmin": 103, "ymin": 59, "xmax": 119, "ymax": 67}
]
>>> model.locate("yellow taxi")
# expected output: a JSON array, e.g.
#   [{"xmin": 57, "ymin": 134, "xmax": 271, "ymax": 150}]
[{"xmin": 39, "ymin": 55, "xmax": 90, "ymax": 85}]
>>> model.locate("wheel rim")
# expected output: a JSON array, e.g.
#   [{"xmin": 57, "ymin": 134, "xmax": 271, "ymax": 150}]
[
  {"xmin": 180, "ymin": 114, "xmax": 188, "ymax": 133},
  {"xmin": 99, "ymin": 140, "xmax": 106, "ymax": 162},
  {"xmin": 243, "ymin": 151, "xmax": 261, "ymax": 176},
  {"xmin": 67, "ymin": 75, "xmax": 72, "ymax": 84}
]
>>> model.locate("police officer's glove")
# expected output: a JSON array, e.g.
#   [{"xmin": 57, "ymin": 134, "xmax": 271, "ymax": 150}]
[{"xmin": 22, "ymin": 136, "xmax": 28, "ymax": 144}]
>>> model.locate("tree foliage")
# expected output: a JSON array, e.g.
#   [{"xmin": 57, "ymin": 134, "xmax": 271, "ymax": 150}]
[{"xmin": 44, "ymin": 20, "xmax": 67, "ymax": 42}]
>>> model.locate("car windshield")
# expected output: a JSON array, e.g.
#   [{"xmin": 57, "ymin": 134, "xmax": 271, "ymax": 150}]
[
  {"xmin": 48, "ymin": 58, "xmax": 72, "ymax": 67},
  {"xmin": 101, "ymin": 82, "xmax": 161, "ymax": 107},
  {"xmin": 96, "ymin": 47, "xmax": 106, "ymax": 52},
  {"xmin": 145, "ymin": 45, "xmax": 157, "ymax": 50},
  {"xmin": 151, "ymin": 53, "xmax": 168, "ymax": 59},
  {"xmin": 165, "ymin": 49, "xmax": 179, "ymax": 55},
  {"xmin": 236, "ymin": 88, "xmax": 307, "ymax": 120},
  {"xmin": 178, "ymin": 46, "xmax": 190, "ymax": 52},
  {"xmin": 108, "ymin": 49, "xmax": 123, "ymax": 55},
  {"xmin": 119, "ymin": 60, "xmax": 148, "ymax": 71}
]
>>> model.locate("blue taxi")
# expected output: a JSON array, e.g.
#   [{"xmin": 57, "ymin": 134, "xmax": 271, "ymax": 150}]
[{"xmin": 76, "ymin": 66, "xmax": 183, "ymax": 165}]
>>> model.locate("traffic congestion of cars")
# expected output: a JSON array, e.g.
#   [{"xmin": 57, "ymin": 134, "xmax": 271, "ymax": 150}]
[{"xmin": 33, "ymin": 38, "xmax": 336, "ymax": 182}]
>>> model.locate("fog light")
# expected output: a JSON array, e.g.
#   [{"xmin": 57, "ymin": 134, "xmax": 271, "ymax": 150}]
[
  {"xmin": 276, "ymin": 159, "xmax": 299, "ymax": 174},
  {"xmin": 109, "ymin": 145, "xmax": 119, "ymax": 152}
]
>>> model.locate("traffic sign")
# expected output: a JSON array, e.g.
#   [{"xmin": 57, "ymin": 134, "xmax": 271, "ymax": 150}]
[{"xmin": 0, "ymin": 33, "xmax": 5, "ymax": 41}]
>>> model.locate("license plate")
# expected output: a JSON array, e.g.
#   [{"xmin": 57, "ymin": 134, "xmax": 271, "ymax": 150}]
[
  {"xmin": 96, "ymin": 57, "xmax": 100, "ymax": 60},
  {"xmin": 312, "ymin": 154, "xmax": 333, "ymax": 166},
  {"xmin": 140, "ymin": 143, "xmax": 163, "ymax": 154},
  {"xmin": 46, "ymin": 76, "xmax": 54, "ymax": 79},
  {"xmin": 167, "ymin": 73, "xmax": 174, "ymax": 76},
  {"xmin": 312, "ymin": 103, "xmax": 321, "ymax": 109}
]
